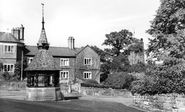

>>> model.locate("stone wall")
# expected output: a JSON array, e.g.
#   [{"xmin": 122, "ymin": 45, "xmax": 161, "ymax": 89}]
[
  {"xmin": 133, "ymin": 94, "xmax": 185, "ymax": 112},
  {"xmin": 0, "ymin": 81, "xmax": 26, "ymax": 90},
  {"xmin": 80, "ymin": 87, "xmax": 133, "ymax": 97}
]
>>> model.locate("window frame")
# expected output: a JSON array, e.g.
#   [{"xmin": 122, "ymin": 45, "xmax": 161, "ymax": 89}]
[
  {"xmin": 4, "ymin": 45, "xmax": 14, "ymax": 54},
  {"xmin": 60, "ymin": 71, "xmax": 69, "ymax": 81},
  {"xmin": 60, "ymin": 58, "xmax": 69, "ymax": 67},
  {"xmin": 3, "ymin": 63, "xmax": 14, "ymax": 72},
  {"xmin": 83, "ymin": 71, "xmax": 92, "ymax": 79},
  {"xmin": 84, "ymin": 58, "xmax": 92, "ymax": 65}
]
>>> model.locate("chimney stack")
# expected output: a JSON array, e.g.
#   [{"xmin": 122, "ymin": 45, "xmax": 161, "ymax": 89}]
[
  {"xmin": 11, "ymin": 25, "xmax": 25, "ymax": 43},
  {"xmin": 68, "ymin": 36, "xmax": 75, "ymax": 49}
]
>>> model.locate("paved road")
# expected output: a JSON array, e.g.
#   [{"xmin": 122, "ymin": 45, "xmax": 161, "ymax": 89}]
[{"xmin": 0, "ymin": 98, "xmax": 144, "ymax": 112}]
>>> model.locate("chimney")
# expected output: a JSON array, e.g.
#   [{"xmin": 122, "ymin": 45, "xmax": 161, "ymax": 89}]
[
  {"xmin": 68, "ymin": 36, "xmax": 75, "ymax": 49},
  {"xmin": 19, "ymin": 24, "xmax": 25, "ymax": 42},
  {"xmin": 11, "ymin": 25, "xmax": 25, "ymax": 43},
  {"xmin": 11, "ymin": 27, "xmax": 20, "ymax": 40}
]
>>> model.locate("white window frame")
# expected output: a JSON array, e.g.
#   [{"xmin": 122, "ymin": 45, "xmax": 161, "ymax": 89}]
[
  {"xmin": 83, "ymin": 71, "xmax": 92, "ymax": 79},
  {"xmin": 3, "ymin": 63, "xmax": 14, "ymax": 72},
  {"xmin": 60, "ymin": 58, "xmax": 69, "ymax": 67},
  {"xmin": 60, "ymin": 71, "xmax": 69, "ymax": 81},
  {"xmin": 27, "ymin": 57, "xmax": 33, "ymax": 64},
  {"xmin": 4, "ymin": 45, "xmax": 14, "ymax": 53},
  {"xmin": 84, "ymin": 58, "xmax": 92, "ymax": 65}
]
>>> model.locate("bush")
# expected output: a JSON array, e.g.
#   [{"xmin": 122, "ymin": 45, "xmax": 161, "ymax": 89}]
[
  {"xmin": 84, "ymin": 79, "xmax": 99, "ymax": 85},
  {"xmin": 2, "ymin": 72, "xmax": 10, "ymax": 81},
  {"xmin": 102, "ymin": 72, "xmax": 134, "ymax": 89}
]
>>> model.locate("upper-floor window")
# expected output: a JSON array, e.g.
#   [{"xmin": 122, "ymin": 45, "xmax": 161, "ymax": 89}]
[
  {"xmin": 84, "ymin": 58, "xmax": 92, "ymax": 65},
  {"xmin": 60, "ymin": 58, "xmax": 69, "ymax": 67},
  {"xmin": 4, "ymin": 45, "xmax": 14, "ymax": 53},
  {"xmin": 27, "ymin": 57, "xmax": 33, "ymax": 64},
  {"xmin": 3, "ymin": 64, "xmax": 14, "ymax": 72},
  {"xmin": 60, "ymin": 71, "xmax": 69, "ymax": 81},
  {"xmin": 83, "ymin": 71, "xmax": 92, "ymax": 79}
]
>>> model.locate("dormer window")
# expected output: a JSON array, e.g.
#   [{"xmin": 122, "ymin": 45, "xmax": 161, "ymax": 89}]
[
  {"xmin": 27, "ymin": 57, "xmax": 33, "ymax": 64},
  {"xmin": 84, "ymin": 58, "xmax": 92, "ymax": 65},
  {"xmin": 60, "ymin": 58, "xmax": 69, "ymax": 67},
  {"xmin": 4, "ymin": 45, "xmax": 14, "ymax": 53}
]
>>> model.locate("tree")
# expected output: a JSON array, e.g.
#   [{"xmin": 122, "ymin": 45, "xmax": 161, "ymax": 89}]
[
  {"xmin": 90, "ymin": 46, "xmax": 107, "ymax": 62},
  {"xmin": 147, "ymin": 0, "xmax": 185, "ymax": 60},
  {"xmin": 102, "ymin": 29, "xmax": 135, "ymax": 56},
  {"xmin": 13, "ymin": 58, "xmax": 28, "ymax": 80},
  {"xmin": 141, "ymin": 0, "xmax": 185, "ymax": 94}
]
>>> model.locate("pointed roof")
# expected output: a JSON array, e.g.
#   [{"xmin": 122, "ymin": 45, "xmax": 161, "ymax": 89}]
[
  {"xmin": 26, "ymin": 4, "xmax": 59, "ymax": 71},
  {"xmin": 37, "ymin": 3, "xmax": 49, "ymax": 49},
  {"xmin": 0, "ymin": 32, "xmax": 23, "ymax": 43},
  {"xmin": 37, "ymin": 29, "xmax": 48, "ymax": 46},
  {"xmin": 25, "ymin": 49, "xmax": 60, "ymax": 71}
]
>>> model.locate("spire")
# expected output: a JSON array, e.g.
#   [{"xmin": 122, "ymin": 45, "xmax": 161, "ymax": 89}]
[
  {"xmin": 42, "ymin": 3, "xmax": 45, "ymax": 30},
  {"xmin": 37, "ymin": 3, "xmax": 49, "ymax": 50}
]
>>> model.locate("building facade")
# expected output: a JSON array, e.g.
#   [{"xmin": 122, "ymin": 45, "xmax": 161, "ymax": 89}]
[{"xmin": 0, "ymin": 25, "xmax": 101, "ymax": 83}]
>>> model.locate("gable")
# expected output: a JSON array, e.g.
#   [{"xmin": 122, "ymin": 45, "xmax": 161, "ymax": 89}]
[{"xmin": 77, "ymin": 45, "xmax": 100, "ymax": 58}]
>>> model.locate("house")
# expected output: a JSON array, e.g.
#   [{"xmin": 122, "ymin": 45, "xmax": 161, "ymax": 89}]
[
  {"xmin": 0, "ymin": 26, "xmax": 24, "ymax": 75},
  {"xmin": 0, "ymin": 25, "xmax": 101, "ymax": 83}
]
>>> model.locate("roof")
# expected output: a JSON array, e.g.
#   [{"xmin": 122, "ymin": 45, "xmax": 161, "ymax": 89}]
[
  {"xmin": 25, "ymin": 49, "xmax": 60, "ymax": 71},
  {"xmin": 0, "ymin": 32, "xmax": 23, "ymax": 44},
  {"xmin": 25, "ymin": 45, "xmax": 83, "ymax": 57},
  {"xmin": 37, "ymin": 29, "xmax": 48, "ymax": 46}
]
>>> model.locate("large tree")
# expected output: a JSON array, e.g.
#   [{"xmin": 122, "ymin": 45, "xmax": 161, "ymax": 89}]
[
  {"xmin": 138, "ymin": 0, "xmax": 185, "ymax": 94},
  {"xmin": 147, "ymin": 0, "xmax": 185, "ymax": 60},
  {"xmin": 102, "ymin": 29, "xmax": 135, "ymax": 56}
]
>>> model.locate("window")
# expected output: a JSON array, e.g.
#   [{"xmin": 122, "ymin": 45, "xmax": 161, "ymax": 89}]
[
  {"xmin": 3, "ymin": 64, "xmax": 14, "ymax": 72},
  {"xmin": 4, "ymin": 45, "xmax": 14, "ymax": 53},
  {"xmin": 84, "ymin": 58, "xmax": 92, "ymax": 65},
  {"xmin": 60, "ymin": 58, "xmax": 69, "ymax": 67},
  {"xmin": 27, "ymin": 57, "xmax": 33, "ymax": 64},
  {"xmin": 83, "ymin": 71, "xmax": 92, "ymax": 79},
  {"xmin": 60, "ymin": 71, "xmax": 69, "ymax": 80}
]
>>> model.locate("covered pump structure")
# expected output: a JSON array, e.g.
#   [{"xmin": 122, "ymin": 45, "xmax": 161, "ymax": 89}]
[{"xmin": 25, "ymin": 4, "xmax": 62, "ymax": 101}]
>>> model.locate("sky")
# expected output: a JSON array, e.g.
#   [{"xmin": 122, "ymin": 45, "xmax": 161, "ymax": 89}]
[{"xmin": 0, "ymin": 0, "xmax": 160, "ymax": 49}]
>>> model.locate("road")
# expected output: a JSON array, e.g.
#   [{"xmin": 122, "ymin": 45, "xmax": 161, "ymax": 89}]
[{"xmin": 0, "ymin": 98, "xmax": 144, "ymax": 112}]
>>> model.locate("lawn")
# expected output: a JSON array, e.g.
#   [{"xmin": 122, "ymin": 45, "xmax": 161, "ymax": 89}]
[{"xmin": 0, "ymin": 98, "xmax": 144, "ymax": 112}]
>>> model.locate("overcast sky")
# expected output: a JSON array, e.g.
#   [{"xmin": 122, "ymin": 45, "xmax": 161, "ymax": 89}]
[{"xmin": 0, "ymin": 0, "xmax": 160, "ymax": 49}]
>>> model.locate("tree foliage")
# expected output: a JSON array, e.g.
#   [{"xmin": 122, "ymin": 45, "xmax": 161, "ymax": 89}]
[
  {"xmin": 147, "ymin": 0, "xmax": 185, "ymax": 60},
  {"xmin": 103, "ymin": 29, "xmax": 135, "ymax": 56},
  {"xmin": 131, "ymin": 0, "xmax": 185, "ymax": 95},
  {"xmin": 103, "ymin": 72, "xmax": 134, "ymax": 89},
  {"xmin": 13, "ymin": 58, "xmax": 28, "ymax": 80}
]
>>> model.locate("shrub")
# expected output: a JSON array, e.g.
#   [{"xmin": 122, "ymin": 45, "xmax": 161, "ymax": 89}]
[
  {"xmin": 84, "ymin": 79, "xmax": 99, "ymax": 85},
  {"xmin": 102, "ymin": 72, "xmax": 134, "ymax": 89},
  {"xmin": 2, "ymin": 72, "xmax": 10, "ymax": 81}
]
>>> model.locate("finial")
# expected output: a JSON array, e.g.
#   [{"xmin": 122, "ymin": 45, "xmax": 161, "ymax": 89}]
[{"xmin": 41, "ymin": 3, "xmax": 45, "ymax": 30}]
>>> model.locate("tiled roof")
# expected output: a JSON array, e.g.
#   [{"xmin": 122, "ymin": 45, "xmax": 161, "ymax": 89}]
[
  {"xmin": 0, "ymin": 32, "xmax": 23, "ymax": 43},
  {"xmin": 37, "ymin": 29, "xmax": 48, "ymax": 46},
  {"xmin": 25, "ymin": 45, "xmax": 83, "ymax": 57},
  {"xmin": 25, "ymin": 49, "xmax": 60, "ymax": 71}
]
